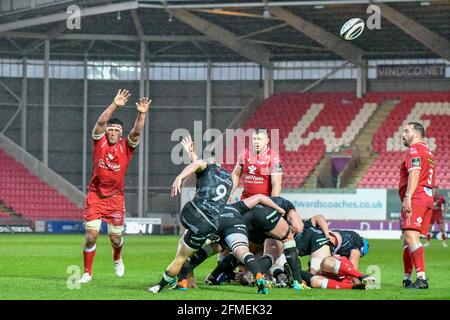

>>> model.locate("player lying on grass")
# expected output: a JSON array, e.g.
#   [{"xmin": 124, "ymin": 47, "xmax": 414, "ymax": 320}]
[
  {"xmin": 148, "ymin": 139, "xmax": 233, "ymax": 293},
  {"xmin": 290, "ymin": 224, "xmax": 374, "ymax": 290},
  {"xmin": 328, "ymin": 230, "xmax": 369, "ymax": 271},
  {"xmin": 303, "ymin": 215, "xmax": 369, "ymax": 271}
]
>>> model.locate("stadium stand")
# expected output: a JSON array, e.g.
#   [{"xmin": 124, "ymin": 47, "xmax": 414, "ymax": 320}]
[
  {"xmin": 0, "ymin": 149, "xmax": 83, "ymax": 221},
  {"xmin": 2, "ymin": 92, "xmax": 448, "ymax": 210},
  {"xmin": 0, "ymin": 210, "xmax": 11, "ymax": 218},
  {"xmin": 223, "ymin": 92, "xmax": 384, "ymax": 188},
  {"xmin": 359, "ymin": 92, "xmax": 450, "ymax": 189},
  {"xmin": 222, "ymin": 91, "xmax": 450, "ymax": 189}
]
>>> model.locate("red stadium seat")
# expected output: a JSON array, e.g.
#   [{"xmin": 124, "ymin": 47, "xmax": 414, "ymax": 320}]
[
  {"xmin": 0, "ymin": 148, "xmax": 83, "ymax": 221},
  {"xmin": 359, "ymin": 92, "xmax": 450, "ymax": 188}
]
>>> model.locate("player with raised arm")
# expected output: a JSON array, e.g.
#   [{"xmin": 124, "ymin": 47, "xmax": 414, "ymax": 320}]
[
  {"xmin": 79, "ymin": 89, "xmax": 151, "ymax": 283},
  {"xmin": 177, "ymin": 193, "xmax": 286, "ymax": 294},
  {"xmin": 177, "ymin": 136, "xmax": 285, "ymax": 294},
  {"xmin": 399, "ymin": 122, "xmax": 435, "ymax": 289},
  {"xmin": 148, "ymin": 141, "xmax": 233, "ymax": 293}
]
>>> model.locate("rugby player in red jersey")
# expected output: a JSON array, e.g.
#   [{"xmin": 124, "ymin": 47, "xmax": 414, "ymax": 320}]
[
  {"xmin": 78, "ymin": 89, "xmax": 151, "ymax": 283},
  {"xmin": 230, "ymin": 128, "xmax": 282, "ymax": 200},
  {"xmin": 425, "ymin": 188, "xmax": 448, "ymax": 247},
  {"xmin": 399, "ymin": 122, "xmax": 435, "ymax": 289},
  {"xmin": 229, "ymin": 128, "xmax": 286, "ymax": 284}
]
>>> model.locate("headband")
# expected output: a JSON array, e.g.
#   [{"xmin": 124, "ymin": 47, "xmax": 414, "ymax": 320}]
[{"xmin": 106, "ymin": 124, "xmax": 123, "ymax": 134}]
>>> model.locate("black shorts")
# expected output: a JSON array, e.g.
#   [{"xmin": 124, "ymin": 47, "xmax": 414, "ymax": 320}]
[
  {"xmin": 217, "ymin": 213, "xmax": 247, "ymax": 250},
  {"xmin": 295, "ymin": 227, "xmax": 331, "ymax": 257},
  {"xmin": 244, "ymin": 206, "xmax": 282, "ymax": 234},
  {"xmin": 180, "ymin": 202, "xmax": 216, "ymax": 250},
  {"xmin": 246, "ymin": 228, "xmax": 267, "ymax": 245},
  {"xmin": 218, "ymin": 214, "xmax": 247, "ymax": 238}
]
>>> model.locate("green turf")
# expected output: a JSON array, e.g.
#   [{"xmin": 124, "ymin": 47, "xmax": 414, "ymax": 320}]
[{"xmin": 0, "ymin": 234, "xmax": 449, "ymax": 300}]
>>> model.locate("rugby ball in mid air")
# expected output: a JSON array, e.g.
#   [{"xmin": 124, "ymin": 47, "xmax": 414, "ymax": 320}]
[{"xmin": 340, "ymin": 18, "xmax": 365, "ymax": 41}]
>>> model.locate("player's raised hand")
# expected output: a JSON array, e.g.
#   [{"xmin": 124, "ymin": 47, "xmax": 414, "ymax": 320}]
[
  {"xmin": 136, "ymin": 97, "xmax": 152, "ymax": 114},
  {"xmin": 113, "ymin": 89, "xmax": 131, "ymax": 107},
  {"xmin": 181, "ymin": 135, "xmax": 194, "ymax": 154},
  {"xmin": 171, "ymin": 176, "xmax": 182, "ymax": 197}
]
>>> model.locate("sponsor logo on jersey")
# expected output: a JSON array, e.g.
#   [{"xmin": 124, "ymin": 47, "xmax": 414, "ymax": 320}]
[
  {"xmin": 274, "ymin": 162, "xmax": 283, "ymax": 173},
  {"xmin": 410, "ymin": 148, "xmax": 418, "ymax": 154},
  {"xmin": 414, "ymin": 216, "xmax": 422, "ymax": 228},
  {"xmin": 106, "ymin": 153, "xmax": 114, "ymax": 161},
  {"xmin": 98, "ymin": 159, "xmax": 121, "ymax": 171},
  {"xmin": 244, "ymin": 175, "xmax": 264, "ymax": 182},
  {"xmin": 411, "ymin": 157, "xmax": 421, "ymax": 167}
]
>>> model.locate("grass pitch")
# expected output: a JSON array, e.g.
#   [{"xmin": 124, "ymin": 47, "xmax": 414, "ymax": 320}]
[{"xmin": 0, "ymin": 234, "xmax": 449, "ymax": 300}]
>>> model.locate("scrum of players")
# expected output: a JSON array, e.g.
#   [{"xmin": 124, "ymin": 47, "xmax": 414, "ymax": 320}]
[{"xmin": 148, "ymin": 133, "xmax": 376, "ymax": 294}]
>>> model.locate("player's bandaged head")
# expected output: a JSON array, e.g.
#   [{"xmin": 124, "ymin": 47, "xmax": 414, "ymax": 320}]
[
  {"xmin": 361, "ymin": 238, "xmax": 369, "ymax": 257},
  {"xmin": 107, "ymin": 118, "xmax": 124, "ymax": 134}
]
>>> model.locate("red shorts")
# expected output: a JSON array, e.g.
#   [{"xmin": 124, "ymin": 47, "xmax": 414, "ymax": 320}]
[
  {"xmin": 84, "ymin": 192, "xmax": 125, "ymax": 226},
  {"xmin": 430, "ymin": 212, "xmax": 444, "ymax": 225},
  {"xmin": 336, "ymin": 276, "xmax": 355, "ymax": 285},
  {"xmin": 321, "ymin": 273, "xmax": 355, "ymax": 284},
  {"xmin": 401, "ymin": 204, "xmax": 432, "ymax": 235},
  {"xmin": 322, "ymin": 256, "xmax": 354, "ymax": 281}
]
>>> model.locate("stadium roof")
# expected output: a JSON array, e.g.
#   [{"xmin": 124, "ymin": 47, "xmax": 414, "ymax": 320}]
[{"xmin": 0, "ymin": 0, "xmax": 449, "ymax": 62}]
